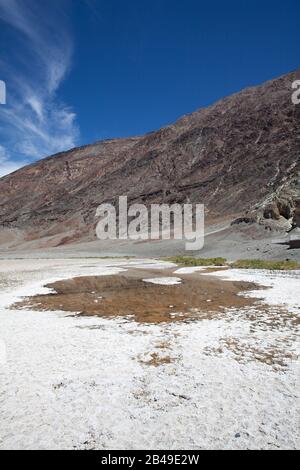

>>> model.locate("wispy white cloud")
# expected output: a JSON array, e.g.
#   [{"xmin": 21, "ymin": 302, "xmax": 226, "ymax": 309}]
[
  {"xmin": 0, "ymin": 0, "xmax": 79, "ymax": 177},
  {"xmin": 0, "ymin": 144, "xmax": 28, "ymax": 177}
]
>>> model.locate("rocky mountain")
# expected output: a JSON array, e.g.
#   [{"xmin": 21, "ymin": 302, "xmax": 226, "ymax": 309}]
[{"xmin": 0, "ymin": 70, "xmax": 299, "ymax": 249}]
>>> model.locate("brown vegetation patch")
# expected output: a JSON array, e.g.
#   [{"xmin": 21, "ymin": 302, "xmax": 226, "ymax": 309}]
[
  {"xmin": 139, "ymin": 352, "xmax": 174, "ymax": 367},
  {"xmin": 205, "ymin": 337, "xmax": 298, "ymax": 369}
]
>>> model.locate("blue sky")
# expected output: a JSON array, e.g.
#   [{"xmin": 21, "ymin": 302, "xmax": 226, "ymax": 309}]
[{"xmin": 0, "ymin": 0, "xmax": 299, "ymax": 176}]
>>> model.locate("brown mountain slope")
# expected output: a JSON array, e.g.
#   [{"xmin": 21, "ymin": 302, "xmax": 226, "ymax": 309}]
[{"xmin": 0, "ymin": 70, "xmax": 299, "ymax": 249}]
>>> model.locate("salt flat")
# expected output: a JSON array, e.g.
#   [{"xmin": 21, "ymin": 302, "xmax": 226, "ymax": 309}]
[{"xmin": 0, "ymin": 258, "xmax": 299, "ymax": 450}]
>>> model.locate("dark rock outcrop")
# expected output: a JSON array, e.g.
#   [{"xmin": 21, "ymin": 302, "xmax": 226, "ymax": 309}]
[{"xmin": 0, "ymin": 70, "xmax": 299, "ymax": 247}]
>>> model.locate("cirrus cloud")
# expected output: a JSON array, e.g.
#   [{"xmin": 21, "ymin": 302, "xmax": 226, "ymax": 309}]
[
  {"xmin": 0, "ymin": 0, "xmax": 79, "ymax": 178},
  {"xmin": 0, "ymin": 144, "xmax": 28, "ymax": 177}
]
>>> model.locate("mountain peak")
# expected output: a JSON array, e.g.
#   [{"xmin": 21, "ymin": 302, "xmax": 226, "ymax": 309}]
[{"xmin": 0, "ymin": 70, "xmax": 299, "ymax": 250}]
